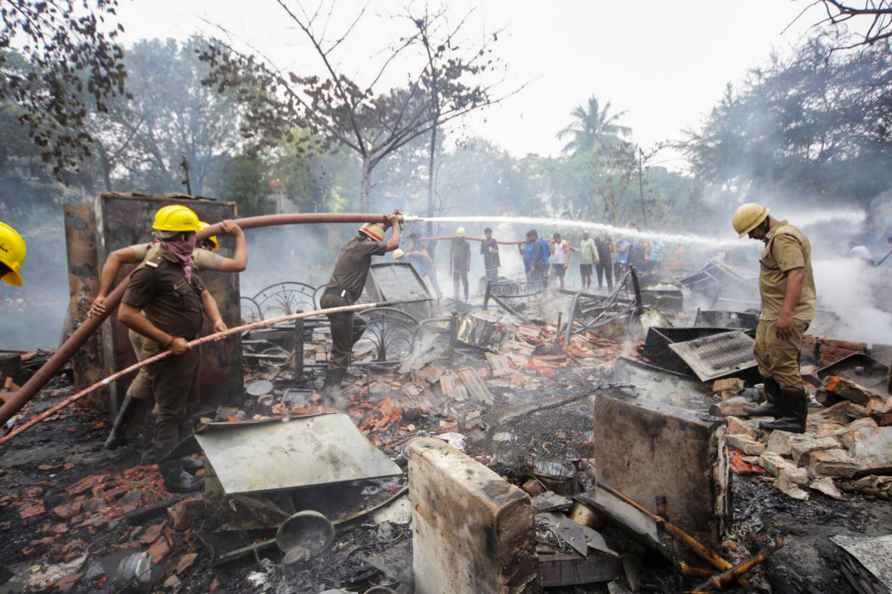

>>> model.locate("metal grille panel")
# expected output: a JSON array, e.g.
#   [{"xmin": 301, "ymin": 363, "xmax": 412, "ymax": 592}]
[{"xmin": 668, "ymin": 331, "xmax": 757, "ymax": 381}]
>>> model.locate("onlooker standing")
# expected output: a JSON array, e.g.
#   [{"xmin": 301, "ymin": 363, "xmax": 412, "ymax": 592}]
[
  {"xmin": 649, "ymin": 240, "xmax": 665, "ymax": 275},
  {"xmin": 614, "ymin": 236, "xmax": 631, "ymax": 278},
  {"xmin": 450, "ymin": 227, "xmax": 471, "ymax": 302},
  {"xmin": 595, "ymin": 233, "xmax": 613, "ymax": 291},
  {"xmin": 520, "ymin": 229, "xmax": 549, "ymax": 289},
  {"xmin": 549, "ymin": 232, "xmax": 571, "ymax": 290},
  {"xmin": 480, "ymin": 227, "xmax": 501, "ymax": 283},
  {"xmin": 578, "ymin": 231, "xmax": 598, "ymax": 290}
]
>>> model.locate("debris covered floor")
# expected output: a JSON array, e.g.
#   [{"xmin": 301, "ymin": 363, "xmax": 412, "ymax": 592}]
[{"xmin": 3, "ymin": 271, "xmax": 892, "ymax": 594}]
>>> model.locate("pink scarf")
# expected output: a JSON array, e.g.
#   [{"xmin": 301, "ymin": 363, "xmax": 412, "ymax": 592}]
[{"xmin": 160, "ymin": 234, "xmax": 197, "ymax": 282}]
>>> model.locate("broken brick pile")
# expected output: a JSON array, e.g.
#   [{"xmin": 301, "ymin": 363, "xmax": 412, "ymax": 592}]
[{"xmin": 713, "ymin": 376, "xmax": 892, "ymax": 501}]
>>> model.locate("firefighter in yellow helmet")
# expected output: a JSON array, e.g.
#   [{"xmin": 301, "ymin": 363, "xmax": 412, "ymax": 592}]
[
  {"xmin": 94, "ymin": 214, "xmax": 247, "ymax": 451},
  {"xmin": 0, "ymin": 221, "xmax": 26, "ymax": 287},
  {"xmin": 117, "ymin": 205, "xmax": 229, "ymax": 487},
  {"xmin": 319, "ymin": 212, "xmax": 402, "ymax": 403},
  {"xmin": 732, "ymin": 203, "xmax": 816, "ymax": 433}
]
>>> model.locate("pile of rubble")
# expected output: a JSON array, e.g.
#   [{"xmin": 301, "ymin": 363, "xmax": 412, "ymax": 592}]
[{"xmin": 714, "ymin": 374, "xmax": 892, "ymax": 502}]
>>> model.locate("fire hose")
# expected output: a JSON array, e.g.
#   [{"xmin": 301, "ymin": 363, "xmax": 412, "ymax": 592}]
[
  {"xmin": 0, "ymin": 212, "xmax": 394, "ymax": 427},
  {"xmin": 0, "ymin": 302, "xmax": 376, "ymax": 446},
  {"xmin": 420, "ymin": 235, "xmax": 523, "ymax": 245}
]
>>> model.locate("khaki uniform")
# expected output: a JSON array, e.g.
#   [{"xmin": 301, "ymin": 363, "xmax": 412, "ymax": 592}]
[
  {"xmin": 122, "ymin": 249, "xmax": 206, "ymax": 458},
  {"xmin": 754, "ymin": 222, "xmax": 816, "ymax": 390},
  {"xmin": 322, "ymin": 236, "xmax": 387, "ymax": 371},
  {"xmin": 126, "ymin": 244, "xmax": 218, "ymax": 402}
]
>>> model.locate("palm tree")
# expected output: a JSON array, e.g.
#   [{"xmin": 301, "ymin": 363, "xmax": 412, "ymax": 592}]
[{"xmin": 557, "ymin": 95, "xmax": 632, "ymax": 156}]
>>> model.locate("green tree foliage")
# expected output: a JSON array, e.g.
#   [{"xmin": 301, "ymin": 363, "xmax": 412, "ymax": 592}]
[
  {"xmin": 91, "ymin": 37, "xmax": 241, "ymax": 195},
  {"xmin": 684, "ymin": 36, "xmax": 892, "ymax": 205},
  {"xmin": 0, "ymin": 0, "xmax": 126, "ymax": 177},
  {"xmin": 557, "ymin": 95, "xmax": 632, "ymax": 157}
]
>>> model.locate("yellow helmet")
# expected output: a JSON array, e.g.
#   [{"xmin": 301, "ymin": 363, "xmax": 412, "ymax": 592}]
[
  {"xmin": 0, "ymin": 221, "xmax": 26, "ymax": 286},
  {"xmin": 732, "ymin": 203, "xmax": 769, "ymax": 237},
  {"xmin": 359, "ymin": 223, "xmax": 385, "ymax": 241},
  {"xmin": 456, "ymin": 227, "xmax": 466, "ymax": 237},
  {"xmin": 152, "ymin": 205, "xmax": 201, "ymax": 233},
  {"xmin": 198, "ymin": 221, "xmax": 219, "ymax": 251}
]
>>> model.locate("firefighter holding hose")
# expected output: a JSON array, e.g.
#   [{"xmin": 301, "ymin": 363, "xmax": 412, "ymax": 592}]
[
  {"xmin": 733, "ymin": 203, "xmax": 816, "ymax": 433},
  {"xmin": 320, "ymin": 211, "xmax": 402, "ymax": 402},
  {"xmin": 117, "ymin": 205, "xmax": 229, "ymax": 488},
  {"xmin": 90, "ymin": 217, "xmax": 247, "ymax": 450},
  {"xmin": 0, "ymin": 221, "xmax": 26, "ymax": 287}
]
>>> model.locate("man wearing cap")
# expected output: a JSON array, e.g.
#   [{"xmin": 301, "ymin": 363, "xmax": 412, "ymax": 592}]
[
  {"xmin": 93, "ymin": 219, "xmax": 247, "ymax": 450},
  {"xmin": 0, "ymin": 221, "xmax": 26, "ymax": 287},
  {"xmin": 450, "ymin": 227, "xmax": 471, "ymax": 302},
  {"xmin": 118, "ymin": 205, "xmax": 229, "ymax": 485},
  {"xmin": 732, "ymin": 203, "xmax": 816, "ymax": 433},
  {"xmin": 320, "ymin": 213, "xmax": 401, "ymax": 401},
  {"xmin": 480, "ymin": 228, "xmax": 501, "ymax": 284},
  {"xmin": 90, "ymin": 220, "xmax": 247, "ymax": 319}
]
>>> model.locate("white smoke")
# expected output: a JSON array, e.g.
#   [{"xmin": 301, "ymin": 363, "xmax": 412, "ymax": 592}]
[{"xmin": 813, "ymin": 257, "xmax": 892, "ymax": 344}]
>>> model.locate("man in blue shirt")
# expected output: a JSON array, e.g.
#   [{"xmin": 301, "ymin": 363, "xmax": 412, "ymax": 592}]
[{"xmin": 519, "ymin": 229, "xmax": 549, "ymax": 290}]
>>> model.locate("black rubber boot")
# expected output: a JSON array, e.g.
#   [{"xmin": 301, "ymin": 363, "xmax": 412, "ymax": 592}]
[
  {"xmin": 744, "ymin": 378, "xmax": 784, "ymax": 417},
  {"xmin": 104, "ymin": 395, "xmax": 135, "ymax": 449},
  {"xmin": 761, "ymin": 387, "xmax": 807, "ymax": 433},
  {"xmin": 321, "ymin": 367, "xmax": 346, "ymax": 405}
]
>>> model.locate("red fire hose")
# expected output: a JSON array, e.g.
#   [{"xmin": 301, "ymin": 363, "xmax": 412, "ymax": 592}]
[
  {"xmin": 0, "ymin": 302, "xmax": 375, "ymax": 445},
  {"xmin": 0, "ymin": 212, "xmax": 392, "ymax": 428}
]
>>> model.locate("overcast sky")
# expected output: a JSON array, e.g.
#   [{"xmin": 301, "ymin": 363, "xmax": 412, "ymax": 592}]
[{"xmin": 116, "ymin": 1, "xmax": 819, "ymax": 167}]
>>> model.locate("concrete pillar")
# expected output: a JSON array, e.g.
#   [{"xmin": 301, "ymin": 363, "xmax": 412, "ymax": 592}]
[
  {"xmin": 408, "ymin": 437, "xmax": 540, "ymax": 594},
  {"xmin": 593, "ymin": 394, "xmax": 730, "ymax": 546}
]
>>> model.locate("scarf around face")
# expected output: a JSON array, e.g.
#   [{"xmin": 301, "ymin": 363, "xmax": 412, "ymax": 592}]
[{"xmin": 160, "ymin": 233, "xmax": 197, "ymax": 282}]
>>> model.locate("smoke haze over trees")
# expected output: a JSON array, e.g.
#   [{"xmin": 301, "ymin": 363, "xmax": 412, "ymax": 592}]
[{"xmin": 3, "ymin": 1, "xmax": 892, "ymax": 348}]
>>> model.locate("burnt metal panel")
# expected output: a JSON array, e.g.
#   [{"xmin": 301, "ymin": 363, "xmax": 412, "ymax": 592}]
[
  {"xmin": 641, "ymin": 285, "xmax": 684, "ymax": 312},
  {"xmin": 817, "ymin": 353, "xmax": 889, "ymax": 395},
  {"xmin": 679, "ymin": 261, "xmax": 757, "ymax": 304},
  {"xmin": 196, "ymin": 413, "xmax": 402, "ymax": 494},
  {"xmin": 364, "ymin": 262, "xmax": 433, "ymax": 320},
  {"xmin": 694, "ymin": 309, "xmax": 759, "ymax": 332},
  {"xmin": 455, "ymin": 312, "xmax": 509, "ymax": 351},
  {"xmin": 668, "ymin": 330, "xmax": 757, "ymax": 382},
  {"xmin": 642, "ymin": 327, "xmax": 735, "ymax": 375}
]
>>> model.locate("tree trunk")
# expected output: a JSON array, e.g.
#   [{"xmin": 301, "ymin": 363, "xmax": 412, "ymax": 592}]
[
  {"xmin": 97, "ymin": 143, "xmax": 113, "ymax": 192},
  {"xmin": 426, "ymin": 124, "xmax": 438, "ymax": 234},
  {"xmin": 360, "ymin": 157, "xmax": 372, "ymax": 212}
]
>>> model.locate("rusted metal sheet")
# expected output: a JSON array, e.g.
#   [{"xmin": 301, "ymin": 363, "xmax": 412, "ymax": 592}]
[
  {"xmin": 196, "ymin": 414, "xmax": 402, "ymax": 494},
  {"xmin": 668, "ymin": 331, "xmax": 757, "ymax": 382},
  {"xmin": 65, "ymin": 193, "xmax": 243, "ymax": 416}
]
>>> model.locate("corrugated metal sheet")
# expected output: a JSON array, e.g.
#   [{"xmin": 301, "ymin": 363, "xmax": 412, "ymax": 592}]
[{"xmin": 668, "ymin": 330, "xmax": 757, "ymax": 382}]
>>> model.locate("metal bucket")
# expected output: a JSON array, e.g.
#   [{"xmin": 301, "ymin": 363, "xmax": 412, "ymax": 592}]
[{"xmin": 275, "ymin": 510, "xmax": 335, "ymax": 565}]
